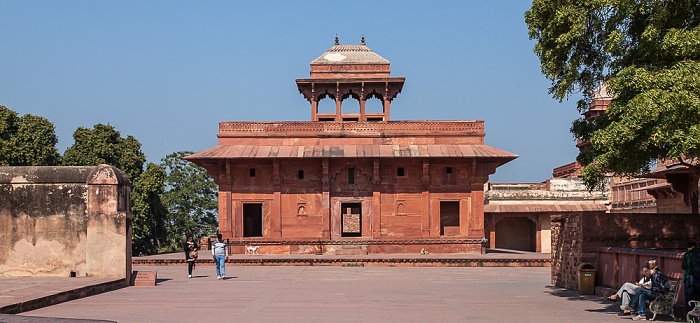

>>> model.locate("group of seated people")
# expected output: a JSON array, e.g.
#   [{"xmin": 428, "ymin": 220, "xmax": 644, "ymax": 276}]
[{"xmin": 607, "ymin": 259, "xmax": 670, "ymax": 321}]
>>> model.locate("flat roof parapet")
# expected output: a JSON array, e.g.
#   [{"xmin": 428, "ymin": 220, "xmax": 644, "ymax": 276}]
[
  {"xmin": 218, "ymin": 120, "xmax": 485, "ymax": 138},
  {"xmin": 0, "ymin": 165, "xmax": 131, "ymax": 186}
]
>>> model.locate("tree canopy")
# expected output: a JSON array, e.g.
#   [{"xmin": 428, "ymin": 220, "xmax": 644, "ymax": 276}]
[
  {"xmin": 159, "ymin": 151, "xmax": 218, "ymax": 252},
  {"xmin": 62, "ymin": 123, "xmax": 146, "ymax": 181},
  {"xmin": 0, "ymin": 108, "xmax": 218, "ymax": 254},
  {"xmin": 131, "ymin": 162, "xmax": 168, "ymax": 255},
  {"xmin": 0, "ymin": 105, "xmax": 61, "ymax": 166},
  {"xmin": 525, "ymin": 0, "xmax": 700, "ymax": 189}
]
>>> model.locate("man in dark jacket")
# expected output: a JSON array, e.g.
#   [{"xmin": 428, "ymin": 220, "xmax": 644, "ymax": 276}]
[{"xmin": 682, "ymin": 242, "xmax": 700, "ymax": 312}]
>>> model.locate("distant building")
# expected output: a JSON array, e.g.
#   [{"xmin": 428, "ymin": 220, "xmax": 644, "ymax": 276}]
[
  {"xmin": 483, "ymin": 82, "xmax": 700, "ymax": 254},
  {"xmin": 186, "ymin": 36, "xmax": 516, "ymax": 254}
]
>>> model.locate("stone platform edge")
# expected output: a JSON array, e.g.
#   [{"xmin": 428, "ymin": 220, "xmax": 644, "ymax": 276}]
[
  {"xmin": 0, "ymin": 278, "xmax": 127, "ymax": 315},
  {"xmin": 133, "ymin": 258, "xmax": 551, "ymax": 267}
]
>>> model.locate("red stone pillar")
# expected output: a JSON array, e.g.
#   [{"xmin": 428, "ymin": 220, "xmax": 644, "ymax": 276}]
[
  {"xmin": 232, "ymin": 199, "xmax": 241, "ymax": 238},
  {"xmin": 271, "ymin": 160, "xmax": 282, "ymax": 238},
  {"xmin": 469, "ymin": 188, "xmax": 485, "ymax": 238},
  {"xmin": 311, "ymin": 99, "xmax": 318, "ymax": 121},
  {"xmin": 360, "ymin": 98, "xmax": 366, "ymax": 122},
  {"xmin": 421, "ymin": 191, "xmax": 430, "ymax": 238},
  {"xmin": 372, "ymin": 159, "xmax": 381, "ymax": 238},
  {"xmin": 421, "ymin": 160, "xmax": 431, "ymax": 238},
  {"xmin": 459, "ymin": 196, "xmax": 471, "ymax": 237},
  {"xmin": 217, "ymin": 188, "xmax": 234, "ymax": 238},
  {"xmin": 335, "ymin": 98, "xmax": 342, "ymax": 121},
  {"xmin": 321, "ymin": 158, "xmax": 331, "ymax": 239},
  {"xmin": 383, "ymin": 99, "xmax": 391, "ymax": 121}
]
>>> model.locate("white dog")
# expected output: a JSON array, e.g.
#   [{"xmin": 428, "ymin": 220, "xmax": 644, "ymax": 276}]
[{"xmin": 245, "ymin": 245, "xmax": 260, "ymax": 255}]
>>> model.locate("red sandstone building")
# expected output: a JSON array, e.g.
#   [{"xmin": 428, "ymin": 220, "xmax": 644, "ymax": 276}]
[{"xmin": 186, "ymin": 37, "xmax": 517, "ymax": 254}]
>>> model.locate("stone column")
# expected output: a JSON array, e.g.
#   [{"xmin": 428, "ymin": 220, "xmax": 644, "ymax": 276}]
[
  {"xmin": 335, "ymin": 98, "xmax": 342, "ymax": 122},
  {"xmin": 85, "ymin": 164, "xmax": 132, "ymax": 283},
  {"xmin": 459, "ymin": 197, "xmax": 471, "ymax": 237},
  {"xmin": 322, "ymin": 158, "xmax": 331, "ymax": 239},
  {"xmin": 372, "ymin": 159, "xmax": 381, "ymax": 238},
  {"xmin": 311, "ymin": 98, "xmax": 318, "ymax": 121},
  {"xmin": 271, "ymin": 160, "xmax": 282, "ymax": 238},
  {"xmin": 469, "ymin": 188, "xmax": 485, "ymax": 238},
  {"xmin": 421, "ymin": 160, "xmax": 431, "ymax": 238},
  {"xmin": 383, "ymin": 99, "xmax": 391, "ymax": 121},
  {"xmin": 360, "ymin": 98, "xmax": 366, "ymax": 122}
]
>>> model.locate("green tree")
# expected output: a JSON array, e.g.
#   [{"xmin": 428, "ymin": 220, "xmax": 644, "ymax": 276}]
[
  {"xmin": 62, "ymin": 123, "xmax": 164, "ymax": 253},
  {"xmin": 0, "ymin": 105, "xmax": 60, "ymax": 166},
  {"xmin": 62, "ymin": 123, "xmax": 145, "ymax": 181},
  {"xmin": 131, "ymin": 162, "xmax": 168, "ymax": 255},
  {"xmin": 525, "ymin": 0, "xmax": 700, "ymax": 190},
  {"xmin": 159, "ymin": 151, "xmax": 218, "ymax": 252}
]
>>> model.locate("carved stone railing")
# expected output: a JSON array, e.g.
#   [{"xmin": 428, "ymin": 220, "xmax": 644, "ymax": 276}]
[
  {"xmin": 218, "ymin": 121, "xmax": 485, "ymax": 137},
  {"xmin": 220, "ymin": 238, "xmax": 485, "ymax": 246}
]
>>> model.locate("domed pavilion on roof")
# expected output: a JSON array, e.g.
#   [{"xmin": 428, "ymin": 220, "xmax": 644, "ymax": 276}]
[{"xmin": 186, "ymin": 36, "xmax": 517, "ymax": 254}]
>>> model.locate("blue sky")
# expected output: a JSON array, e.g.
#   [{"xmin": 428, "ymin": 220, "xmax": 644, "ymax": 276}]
[{"xmin": 0, "ymin": 1, "xmax": 582, "ymax": 183}]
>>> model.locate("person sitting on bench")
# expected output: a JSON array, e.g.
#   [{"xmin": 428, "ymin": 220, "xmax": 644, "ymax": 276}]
[
  {"xmin": 631, "ymin": 259, "xmax": 670, "ymax": 321},
  {"xmin": 607, "ymin": 266, "xmax": 652, "ymax": 316}
]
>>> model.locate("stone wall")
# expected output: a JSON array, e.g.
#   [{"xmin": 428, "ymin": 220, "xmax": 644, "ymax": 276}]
[
  {"xmin": 0, "ymin": 165, "xmax": 131, "ymax": 281},
  {"xmin": 551, "ymin": 213, "xmax": 586, "ymax": 290},
  {"xmin": 551, "ymin": 212, "xmax": 700, "ymax": 291}
]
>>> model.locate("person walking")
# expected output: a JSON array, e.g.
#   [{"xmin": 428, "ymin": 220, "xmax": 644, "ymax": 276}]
[
  {"xmin": 184, "ymin": 236, "xmax": 198, "ymax": 278},
  {"xmin": 212, "ymin": 233, "xmax": 229, "ymax": 280},
  {"xmin": 682, "ymin": 242, "xmax": 700, "ymax": 313}
]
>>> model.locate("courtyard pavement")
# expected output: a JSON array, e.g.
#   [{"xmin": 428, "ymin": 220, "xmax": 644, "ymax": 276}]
[{"xmin": 8, "ymin": 264, "xmax": 678, "ymax": 323}]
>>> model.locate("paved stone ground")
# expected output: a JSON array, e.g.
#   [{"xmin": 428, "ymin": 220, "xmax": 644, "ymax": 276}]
[{"xmin": 16, "ymin": 265, "xmax": 677, "ymax": 323}]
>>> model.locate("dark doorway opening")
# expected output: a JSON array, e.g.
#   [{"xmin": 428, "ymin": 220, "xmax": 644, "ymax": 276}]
[
  {"xmin": 243, "ymin": 203, "xmax": 263, "ymax": 237},
  {"xmin": 495, "ymin": 217, "xmax": 535, "ymax": 251},
  {"xmin": 341, "ymin": 203, "xmax": 362, "ymax": 237},
  {"xmin": 440, "ymin": 201, "xmax": 460, "ymax": 236}
]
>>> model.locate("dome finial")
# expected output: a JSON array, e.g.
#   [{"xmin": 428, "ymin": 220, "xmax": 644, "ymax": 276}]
[
  {"xmin": 361, "ymin": 35, "xmax": 365, "ymax": 46},
  {"xmin": 334, "ymin": 34, "xmax": 339, "ymax": 45}
]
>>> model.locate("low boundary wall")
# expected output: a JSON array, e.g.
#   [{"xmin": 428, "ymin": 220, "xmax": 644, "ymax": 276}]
[{"xmin": 0, "ymin": 165, "xmax": 132, "ymax": 283}]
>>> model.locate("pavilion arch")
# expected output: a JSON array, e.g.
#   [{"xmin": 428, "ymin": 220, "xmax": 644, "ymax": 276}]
[
  {"xmin": 317, "ymin": 92, "xmax": 336, "ymax": 114},
  {"xmin": 493, "ymin": 215, "xmax": 537, "ymax": 252},
  {"xmin": 341, "ymin": 90, "xmax": 360, "ymax": 114},
  {"xmin": 365, "ymin": 91, "xmax": 385, "ymax": 114}
]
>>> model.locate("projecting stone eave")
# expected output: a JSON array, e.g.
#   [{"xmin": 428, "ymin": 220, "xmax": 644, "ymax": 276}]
[{"xmin": 184, "ymin": 144, "xmax": 517, "ymax": 161}]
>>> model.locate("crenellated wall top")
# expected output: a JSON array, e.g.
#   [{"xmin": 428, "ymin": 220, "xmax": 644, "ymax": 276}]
[{"xmin": 218, "ymin": 120, "xmax": 485, "ymax": 138}]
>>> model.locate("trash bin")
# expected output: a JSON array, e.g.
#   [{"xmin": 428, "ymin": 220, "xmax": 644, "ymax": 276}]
[{"xmin": 577, "ymin": 263, "xmax": 596, "ymax": 295}]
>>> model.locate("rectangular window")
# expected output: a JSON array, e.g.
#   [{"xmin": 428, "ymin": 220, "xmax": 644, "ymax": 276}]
[
  {"xmin": 446, "ymin": 167, "xmax": 453, "ymax": 174},
  {"xmin": 397, "ymin": 167, "xmax": 405, "ymax": 177},
  {"xmin": 298, "ymin": 170, "xmax": 304, "ymax": 179},
  {"xmin": 348, "ymin": 167, "xmax": 355, "ymax": 184},
  {"xmin": 249, "ymin": 168, "xmax": 256, "ymax": 177}
]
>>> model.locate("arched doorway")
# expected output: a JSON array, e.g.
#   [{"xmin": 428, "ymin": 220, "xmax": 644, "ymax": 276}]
[{"xmin": 495, "ymin": 217, "xmax": 535, "ymax": 251}]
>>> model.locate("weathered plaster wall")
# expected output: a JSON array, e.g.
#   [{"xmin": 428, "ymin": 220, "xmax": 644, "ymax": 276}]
[
  {"xmin": 0, "ymin": 165, "xmax": 131, "ymax": 280},
  {"xmin": 540, "ymin": 216, "xmax": 551, "ymax": 253}
]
